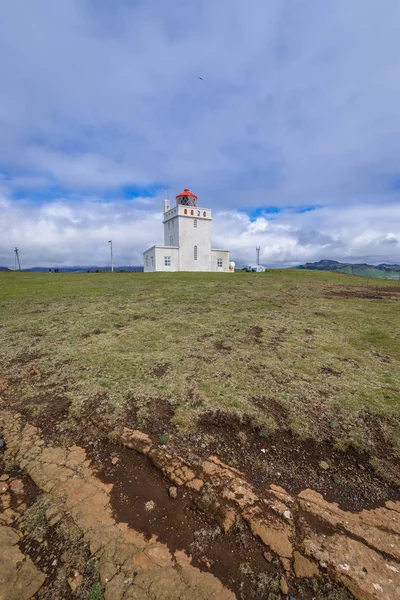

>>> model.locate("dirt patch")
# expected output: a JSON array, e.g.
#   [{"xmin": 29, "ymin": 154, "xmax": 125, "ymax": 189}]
[
  {"xmin": 371, "ymin": 350, "xmax": 392, "ymax": 363},
  {"xmin": 193, "ymin": 411, "xmax": 399, "ymax": 512},
  {"xmin": 267, "ymin": 327, "xmax": 287, "ymax": 350},
  {"xmin": 131, "ymin": 314, "xmax": 158, "ymax": 321},
  {"xmin": 214, "ymin": 340, "xmax": 233, "ymax": 353},
  {"xmin": 9, "ymin": 351, "xmax": 43, "ymax": 366},
  {"xmin": 3, "ymin": 385, "xmax": 72, "ymax": 443},
  {"xmin": 120, "ymin": 397, "xmax": 175, "ymax": 437},
  {"xmin": 151, "ymin": 363, "xmax": 170, "ymax": 378},
  {"xmin": 250, "ymin": 397, "xmax": 289, "ymax": 422},
  {"xmin": 80, "ymin": 328, "xmax": 104, "ymax": 338},
  {"xmin": 319, "ymin": 367, "xmax": 343, "ymax": 377},
  {"xmin": 244, "ymin": 326, "xmax": 263, "ymax": 344},
  {"xmin": 326, "ymin": 285, "xmax": 400, "ymax": 300}
]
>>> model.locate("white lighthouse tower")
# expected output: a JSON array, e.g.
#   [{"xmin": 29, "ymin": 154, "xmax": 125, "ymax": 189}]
[{"xmin": 143, "ymin": 188, "xmax": 231, "ymax": 272}]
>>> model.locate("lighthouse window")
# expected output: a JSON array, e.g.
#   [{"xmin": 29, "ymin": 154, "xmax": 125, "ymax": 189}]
[
  {"xmin": 184, "ymin": 209, "xmax": 187, "ymax": 214},
  {"xmin": 170, "ymin": 235, "xmax": 173, "ymax": 245},
  {"xmin": 194, "ymin": 245, "xmax": 198, "ymax": 260},
  {"xmin": 164, "ymin": 256, "xmax": 171, "ymax": 266},
  {"xmin": 203, "ymin": 211, "xmax": 206, "ymax": 217},
  {"xmin": 168, "ymin": 222, "xmax": 170, "ymax": 230},
  {"xmin": 194, "ymin": 219, "xmax": 197, "ymax": 228},
  {"xmin": 190, "ymin": 209, "xmax": 194, "ymax": 215},
  {"xmin": 151, "ymin": 256, "xmax": 154, "ymax": 267},
  {"xmin": 217, "ymin": 258, "xmax": 223, "ymax": 268},
  {"xmin": 145, "ymin": 255, "xmax": 148, "ymax": 266}
]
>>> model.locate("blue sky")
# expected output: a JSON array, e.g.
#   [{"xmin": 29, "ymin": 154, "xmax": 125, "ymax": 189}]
[{"xmin": 0, "ymin": 0, "xmax": 399, "ymax": 267}]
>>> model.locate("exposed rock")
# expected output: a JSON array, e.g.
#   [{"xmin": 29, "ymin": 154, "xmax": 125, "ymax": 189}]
[
  {"xmin": 48, "ymin": 513, "xmax": 62, "ymax": 527},
  {"xmin": 220, "ymin": 507, "xmax": 236, "ymax": 533},
  {"xmin": 319, "ymin": 460, "xmax": 330, "ymax": 470},
  {"xmin": 243, "ymin": 507, "xmax": 293, "ymax": 558},
  {"xmin": 293, "ymin": 551, "xmax": 319, "ymax": 578},
  {"xmin": 299, "ymin": 489, "xmax": 400, "ymax": 560},
  {"xmin": 145, "ymin": 500, "xmax": 156, "ymax": 512},
  {"xmin": 386, "ymin": 500, "xmax": 400, "ymax": 513},
  {"xmin": 303, "ymin": 531, "xmax": 400, "ymax": 600},
  {"xmin": 2, "ymin": 412, "xmax": 400, "ymax": 600},
  {"xmin": 9, "ymin": 478, "xmax": 24, "ymax": 495},
  {"xmin": 280, "ymin": 574, "xmax": 289, "ymax": 594},
  {"xmin": 1, "ymin": 493, "xmax": 11, "ymax": 510},
  {"xmin": 111, "ymin": 456, "xmax": 119, "ymax": 465},
  {"xmin": 121, "ymin": 428, "xmax": 152, "ymax": 454},
  {"xmin": 187, "ymin": 478, "xmax": 204, "ymax": 491},
  {"xmin": 0, "ymin": 524, "xmax": 46, "ymax": 600},
  {"xmin": 1, "ymin": 411, "xmax": 236, "ymax": 600},
  {"xmin": 149, "ymin": 449, "xmax": 196, "ymax": 486},
  {"xmin": 68, "ymin": 571, "xmax": 83, "ymax": 591},
  {"xmin": 0, "ymin": 474, "xmax": 9, "ymax": 481},
  {"xmin": 280, "ymin": 557, "xmax": 291, "ymax": 572},
  {"xmin": 263, "ymin": 551, "xmax": 273, "ymax": 563},
  {"xmin": 169, "ymin": 486, "xmax": 178, "ymax": 499}
]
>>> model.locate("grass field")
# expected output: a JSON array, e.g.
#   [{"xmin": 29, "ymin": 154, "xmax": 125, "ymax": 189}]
[{"xmin": 1, "ymin": 269, "xmax": 399, "ymax": 482}]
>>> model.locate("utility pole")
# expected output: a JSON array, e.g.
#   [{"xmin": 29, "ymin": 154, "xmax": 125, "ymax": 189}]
[
  {"xmin": 108, "ymin": 240, "xmax": 114, "ymax": 272},
  {"xmin": 14, "ymin": 247, "xmax": 21, "ymax": 271},
  {"xmin": 256, "ymin": 246, "xmax": 260, "ymax": 266}
]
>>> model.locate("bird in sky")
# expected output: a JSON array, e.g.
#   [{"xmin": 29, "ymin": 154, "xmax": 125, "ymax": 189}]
[{"xmin": 198, "ymin": 77, "xmax": 203, "ymax": 80}]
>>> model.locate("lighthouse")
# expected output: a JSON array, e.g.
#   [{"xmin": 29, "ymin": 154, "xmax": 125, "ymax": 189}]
[{"xmin": 143, "ymin": 188, "xmax": 231, "ymax": 272}]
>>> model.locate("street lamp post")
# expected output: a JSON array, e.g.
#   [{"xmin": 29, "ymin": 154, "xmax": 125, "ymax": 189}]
[{"xmin": 108, "ymin": 240, "xmax": 114, "ymax": 272}]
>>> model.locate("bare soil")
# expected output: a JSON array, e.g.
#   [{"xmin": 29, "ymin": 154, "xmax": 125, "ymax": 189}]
[
  {"xmin": 192, "ymin": 411, "xmax": 400, "ymax": 511},
  {"xmin": 326, "ymin": 285, "xmax": 400, "ymax": 300}
]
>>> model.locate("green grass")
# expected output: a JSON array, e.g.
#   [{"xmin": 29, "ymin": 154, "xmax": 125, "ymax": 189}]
[
  {"xmin": 0, "ymin": 269, "xmax": 399, "ymax": 467},
  {"xmin": 88, "ymin": 582, "xmax": 104, "ymax": 600}
]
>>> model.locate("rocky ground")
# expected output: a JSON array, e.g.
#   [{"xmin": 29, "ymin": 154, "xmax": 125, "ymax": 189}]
[{"xmin": 1, "ymin": 408, "xmax": 399, "ymax": 600}]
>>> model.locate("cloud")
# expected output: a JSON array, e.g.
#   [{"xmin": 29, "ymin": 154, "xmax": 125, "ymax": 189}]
[
  {"xmin": 0, "ymin": 193, "xmax": 398, "ymax": 268},
  {"xmin": 0, "ymin": 0, "xmax": 399, "ymax": 265}
]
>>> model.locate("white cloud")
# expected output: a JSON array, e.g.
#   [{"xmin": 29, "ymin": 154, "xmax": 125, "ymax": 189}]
[
  {"xmin": 0, "ymin": 0, "xmax": 399, "ymax": 265},
  {"xmin": 0, "ymin": 193, "xmax": 398, "ymax": 268}
]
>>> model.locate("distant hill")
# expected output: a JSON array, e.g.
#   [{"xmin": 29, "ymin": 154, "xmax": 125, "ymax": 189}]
[
  {"xmin": 0, "ymin": 267, "xmax": 10, "ymax": 271},
  {"xmin": 296, "ymin": 260, "xmax": 400, "ymax": 280}
]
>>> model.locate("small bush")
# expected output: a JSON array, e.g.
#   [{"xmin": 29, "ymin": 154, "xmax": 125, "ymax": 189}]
[
  {"xmin": 159, "ymin": 433, "xmax": 170, "ymax": 445},
  {"xmin": 89, "ymin": 582, "xmax": 104, "ymax": 600}
]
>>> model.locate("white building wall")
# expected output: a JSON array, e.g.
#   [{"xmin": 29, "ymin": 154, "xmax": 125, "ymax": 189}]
[
  {"xmin": 178, "ymin": 211, "xmax": 212, "ymax": 271},
  {"xmin": 154, "ymin": 246, "xmax": 179, "ymax": 272},
  {"xmin": 164, "ymin": 205, "xmax": 180, "ymax": 247},
  {"xmin": 143, "ymin": 246, "xmax": 179, "ymax": 272},
  {"xmin": 143, "ymin": 246, "xmax": 156, "ymax": 272},
  {"xmin": 210, "ymin": 250, "xmax": 230, "ymax": 272}
]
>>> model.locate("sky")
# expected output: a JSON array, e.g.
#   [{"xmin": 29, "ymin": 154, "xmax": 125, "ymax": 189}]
[{"xmin": 0, "ymin": 0, "xmax": 399, "ymax": 268}]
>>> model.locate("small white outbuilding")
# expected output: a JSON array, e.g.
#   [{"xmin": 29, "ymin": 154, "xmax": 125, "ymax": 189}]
[{"xmin": 143, "ymin": 188, "xmax": 233, "ymax": 273}]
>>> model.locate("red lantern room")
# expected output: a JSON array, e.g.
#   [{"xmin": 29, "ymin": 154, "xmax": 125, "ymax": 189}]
[{"xmin": 176, "ymin": 188, "xmax": 198, "ymax": 207}]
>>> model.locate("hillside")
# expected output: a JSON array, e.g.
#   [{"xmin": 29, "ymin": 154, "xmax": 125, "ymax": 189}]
[{"xmin": 296, "ymin": 259, "xmax": 400, "ymax": 280}]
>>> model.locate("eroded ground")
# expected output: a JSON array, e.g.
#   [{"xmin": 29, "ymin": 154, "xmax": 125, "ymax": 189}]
[
  {"xmin": 1, "ymin": 411, "xmax": 399, "ymax": 600},
  {"xmin": 0, "ymin": 270, "xmax": 399, "ymax": 598}
]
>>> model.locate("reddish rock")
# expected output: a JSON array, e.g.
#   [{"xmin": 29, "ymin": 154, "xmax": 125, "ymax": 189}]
[{"xmin": 293, "ymin": 551, "xmax": 320, "ymax": 578}]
